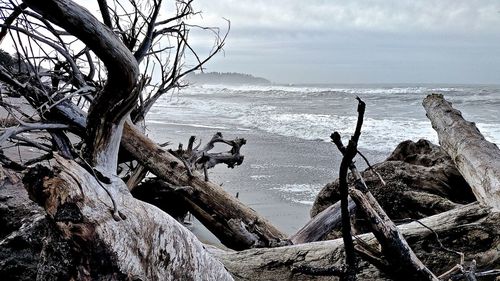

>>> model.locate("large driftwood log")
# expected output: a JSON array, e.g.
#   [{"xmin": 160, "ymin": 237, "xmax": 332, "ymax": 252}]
[
  {"xmin": 0, "ymin": 40, "xmax": 287, "ymax": 252},
  {"xmin": 210, "ymin": 203, "xmax": 499, "ymax": 281},
  {"xmin": 122, "ymin": 121, "xmax": 287, "ymax": 250},
  {"xmin": 423, "ymin": 94, "xmax": 500, "ymax": 211},
  {"xmin": 19, "ymin": 156, "xmax": 233, "ymax": 280}
]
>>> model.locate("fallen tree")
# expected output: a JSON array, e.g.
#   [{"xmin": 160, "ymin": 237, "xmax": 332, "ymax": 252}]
[
  {"xmin": 423, "ymin": 93, "xmax": 500, "ymax": 211},
  {"xmin": 0, "ymin": 0, "xmax": 287, "ymax": 251},
  {"xmin": 1, "ymin": 0, "xmax": 233, "ymax": 278},
  {"xmin": 210, "ymin": 203, "xmax": 499, "ymax": 281}
]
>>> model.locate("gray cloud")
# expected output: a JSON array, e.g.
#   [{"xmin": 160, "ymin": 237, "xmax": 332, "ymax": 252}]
[{"xmin": 186, "ymin": 0, "xmax": 500, "ymax": 84}]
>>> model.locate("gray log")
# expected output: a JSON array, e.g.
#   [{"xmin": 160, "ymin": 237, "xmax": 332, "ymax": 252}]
[
  {"xmin": 423, "ymin": 94, "xmax": 500, "ymax": 210},
  {"xmin": 210, "ymin": 203, "xmax": 498, "ymax": 281}
]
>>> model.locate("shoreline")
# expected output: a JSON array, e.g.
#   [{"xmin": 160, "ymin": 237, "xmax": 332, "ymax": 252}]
[{"xmin": 146, "ymin": 121, "xmax": 390, "ymax": 244}]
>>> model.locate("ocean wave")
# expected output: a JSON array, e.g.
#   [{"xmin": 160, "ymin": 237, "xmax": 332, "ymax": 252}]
[
  {"xmin": 191, "ymin": 84, "xmax": 465, "ymax": 95},
  {"xmin": 271, "ymin": 183, "xmax": 324, "ymax": 205},
  {"xmin": 146, "ymin": 120, "xmax": 228, "ymax": 130},
  {"xmin": 148, "ymin": 85, "xmax": 500, "ymax": 152},
  {"xmin": 239, "ymin": 112, "xmax": 441, "ymax": 152}
]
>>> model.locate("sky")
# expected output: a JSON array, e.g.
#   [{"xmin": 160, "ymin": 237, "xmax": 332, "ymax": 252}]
[
  {"xmin": 185, "ymin": 0, "xmax": 500, "ymax": 84},
  {"xmin": 4, "ymin": 0, "xmax": 499, "ymax": 85}
]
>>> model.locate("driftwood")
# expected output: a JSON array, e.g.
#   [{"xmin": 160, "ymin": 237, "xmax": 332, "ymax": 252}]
[
  {"xmin": 312, "ymin": 139, "xmax": 475, "ymax": 239},
  {"xmin": 169, "ymin": 133, "xmax": 246, "ymax": 180},
  {"xmin": 0, "ymin": 75, "xmax": 287, "ymax": 250},
  {"xmin": 18, "ymin": 155, "xmax": 233, "ymax": 280},
  {"xmin": 210, "ymin": 203, "xmax": 499, "ymax": 281},
  {"xmin": 331, "ymin": 99, "xmax": 437, "ymax": 281},
  {"xmin": 0, "ymin": 0, "xmax": 233, "ymax": 279},
  {"xmin": 423, "ymin": 93, "xmax": 500, "ymax": 211},
  {"xmin": 122, "ymin": 122, "xmax": 288, "ymax": 250},
  {"xmin": 0, "ymin": 64, "xmax": 287, "ymax": 250},
  {"xmin": 290, "ymin": 199, "xmax": 355, "ymax": 244}
]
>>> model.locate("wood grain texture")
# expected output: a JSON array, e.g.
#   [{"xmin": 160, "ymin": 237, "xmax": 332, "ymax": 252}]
[
  {"xmin": 23, "ymin": 155, "xmax": 233, "ymax": 280},
  {"xmin": 423, "ymin": 94, "xmax": 500, "ymax": 211}
]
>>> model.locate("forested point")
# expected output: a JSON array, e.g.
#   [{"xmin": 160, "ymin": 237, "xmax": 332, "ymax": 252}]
[{"xmin": 185, "ymin": 72, "xmax": 271, "ymax": 85}]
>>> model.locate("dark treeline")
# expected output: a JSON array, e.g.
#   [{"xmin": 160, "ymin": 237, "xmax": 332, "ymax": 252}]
[{"xmin": 185, "ymin": 71, "xmax": 271, "ymax": 85}]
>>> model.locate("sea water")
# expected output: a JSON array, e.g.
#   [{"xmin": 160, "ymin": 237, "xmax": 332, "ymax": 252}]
[{"xmin": 146, "ymin": 84, "xmax": 500, "ymax": 210}]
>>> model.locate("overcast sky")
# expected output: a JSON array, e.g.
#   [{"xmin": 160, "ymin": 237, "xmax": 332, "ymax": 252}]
[{"xmin": 185, "ymin": 0, "xmax": 500, "ymax": 84}]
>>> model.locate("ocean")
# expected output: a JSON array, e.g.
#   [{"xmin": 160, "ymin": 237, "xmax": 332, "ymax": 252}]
[{"xmin": 145, "ymin": 84, "xmax": 500, "ymax": 234}]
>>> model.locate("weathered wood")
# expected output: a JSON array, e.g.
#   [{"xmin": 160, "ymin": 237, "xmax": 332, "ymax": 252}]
[
  {"xmin": 312, "ymin": 139, "xmax": 475, "ymax": 239},
  {"xmin": 210, "ymin": 203, "xmax": 499, "ymax": 281},
  {"xmin": 331, "ymin": 100, "xmax": 438, "ymax": 280},
  {"xmin": 349, "ymin": 188, "xmax": 438, "ymax": 281},
  {"xmin": 122, "ymin": 122, "xmax": 288, "ymax": 250},
  {"xmin": 21, "ymin": 155, "xmax": 233, "ymax": 280},
  {"xmin": 0, "ymin": 5, "xmax": 286, "ymax": 249},
  {"xmin": 423, "ymin": 94, "xmax": 500, "ymax": 210},
  {"xmin": 0, "ymin": 82, "xmax": 288, "ymax": 250},
  {"xmin": 290, "ymin": 198, "xmax": 355, "ymax": 244}
]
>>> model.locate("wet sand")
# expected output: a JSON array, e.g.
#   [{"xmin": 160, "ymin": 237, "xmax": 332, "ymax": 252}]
[{"xmin": 146, "ymin": 121, "xmax": 389, "ymax": 245}]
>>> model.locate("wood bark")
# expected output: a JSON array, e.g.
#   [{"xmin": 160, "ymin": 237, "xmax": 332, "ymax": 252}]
[
  {"xmin": 21, "ymin": 155, "xmax": 233, "ymax": 280},
  {"xmin": 423, "ymin": 93, "xmax": 500, "ymax": 211},
  {"xmin": 210, "ymin": 203, "xmax": 499, "ymax": 281}
]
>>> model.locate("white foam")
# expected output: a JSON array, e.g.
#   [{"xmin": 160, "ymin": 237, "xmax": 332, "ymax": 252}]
[
  {"xmin": 146, "ymin": 120, "xmax": 228, "ymax": 130},
  {"xmin": 250, "ymin": 175, "xmax": 273, "ymax": 180},
  {"xmin": 272, "ymin": 183, "xmax": 324, "ymax": 205},
  {"xmin": 147, "ymin": 85, "xmax": 500, "ymax": 152}
]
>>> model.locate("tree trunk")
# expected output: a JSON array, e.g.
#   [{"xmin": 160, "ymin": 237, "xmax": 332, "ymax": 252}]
[
  {"xmin": 3, "ymin": 0, "xmax": 287, "ymax": 251},
  {"xmin": 210, "ymin": 203, "xmax": 499, "ymax": 281},
  {"xmin": 19, "ymin": 155, "xmax": 233, "ymax": 280},
  {"xmin": 423, "ymin": 94, "xmax": 500, "ymax": 210}
]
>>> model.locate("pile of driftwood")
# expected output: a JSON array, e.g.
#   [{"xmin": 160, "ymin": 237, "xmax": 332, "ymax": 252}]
[{"xmin": 0, "ymin": 0, "xmax": 499, "ymax": 280}]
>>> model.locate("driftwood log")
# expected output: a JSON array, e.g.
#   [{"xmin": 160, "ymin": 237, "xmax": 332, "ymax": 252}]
[
  {"xmin": 122, "ymin": 123, "xmax": 288, "ymax": 250},
  {"xmin": 1, "ymin": 159, "xmax": 232, "ymax": 280},
  {"xmin": 423, "ymin": 93, "xmax": 500, "ymax": 211},
  {"xmin": 0, "ymin": 0, "xmax": 286, "ymax": 251},
  {"xmin": 0, "ymin": 0, "xmax": 233, "ymax": 279},
  {"xmin": 210, "ymin": 203, "xmax": 499, "ymax": 281}
]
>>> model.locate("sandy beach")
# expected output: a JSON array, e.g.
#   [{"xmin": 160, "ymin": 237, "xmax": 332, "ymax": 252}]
[{"xmin": 146, "ymin": 121, "xmax": 389, "ymax": 244}]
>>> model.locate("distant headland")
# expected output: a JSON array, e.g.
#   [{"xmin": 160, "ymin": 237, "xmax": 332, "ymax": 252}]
[{"xmin": 185, "ymin": 72, "xmax": 271, "ymax": 85}]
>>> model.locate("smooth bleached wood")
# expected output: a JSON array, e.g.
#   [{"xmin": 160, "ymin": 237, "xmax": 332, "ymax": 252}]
[
  {"xmin": 23, "ymin": 155, "xmax": 233, "ymax": 280},
  {"xmin": 423, "ymin": 94, "xmax": 500, "ymax": 211}
]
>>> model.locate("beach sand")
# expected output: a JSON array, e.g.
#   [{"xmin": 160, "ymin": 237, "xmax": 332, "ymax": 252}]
[{"xmin": 146, "ymin": 122, "xmax": 389, "ymax": 245}]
